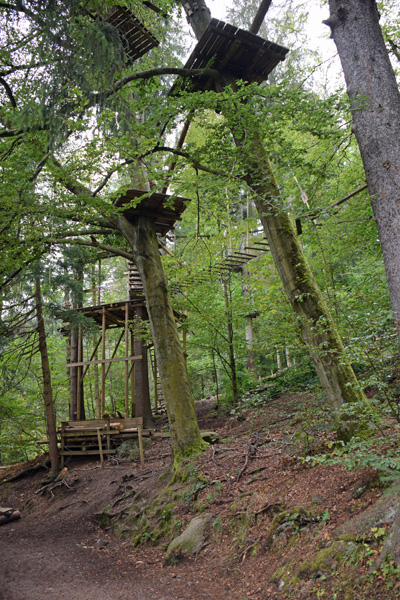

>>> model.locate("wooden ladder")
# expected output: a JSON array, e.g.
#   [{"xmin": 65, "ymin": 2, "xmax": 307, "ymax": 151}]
[{"xmin": 149, "ymin": 348, "xmax": 165, "ymax": 413}]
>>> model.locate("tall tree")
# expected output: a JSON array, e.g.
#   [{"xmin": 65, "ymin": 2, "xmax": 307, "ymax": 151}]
[
  {"xmin": 0, "ymin": 0, "xmax": 205, "ymax": 463},
  {"xmin": 324, "ymin": 0, "xmax": 400, "ymax": 349},
  {"xmin": 179, "ymin": 0, "xmax": 367, "ymax": 439},
  {"xmin": 34, "ymin": 276, "xmax": 59, "ymax": 474}
]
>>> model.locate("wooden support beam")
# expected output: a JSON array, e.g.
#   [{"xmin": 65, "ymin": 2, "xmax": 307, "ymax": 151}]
[
  {"xmin": 104, "ymin": 330, "xmax": 125, "ymax": 379},
  {"xmin": 125, "ymin": 302, "xmax": 129, "ymax": 418},
  {"xmin": 153, "ymin": 351, "xmax": 158, "ymax": 412},
  {"xmin": 97, "ymin": 430, "xmax": 104, "ymax": 467},
  {"xmin": 82, "ymin": 335, "xmax": 102, "ymax": 379},
  {"xmin": 244, "ymin": 245, "xmax": 269, "ymax": 252},
  {"xmin": 77, "ymin": 326, "xmax": 82, "ymax": 420},
  {"xmin": 130, "ymin": 332, "xmax": 135, "ymax": 417},
  {"xmin": 233, "ymin": 251, "xmax": 258, "ymax": 258},
  {"xmin": 101, "ymin": 306, "xmax": 106, "ymax": 416},
  {"xmin": 138, "ymin": 424, "xmax": 144, "ymax": 467},
  {"xmin": 67, "ymin": 354, "xmax": 142, "ymax": 368},
  {"xmin": 249, "ymin": 0, "xmax": 273, "ymax": 35},
  {"xmin": 161, "ymin": 113, "xmax": 193, "ymax": 194}
]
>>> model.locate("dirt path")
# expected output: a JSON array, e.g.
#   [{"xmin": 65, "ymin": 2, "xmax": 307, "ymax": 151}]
[
  {"xmin": 0, "ymin": 460, "xmax": 223, "ymax": 600},
  {"xmin": 3, "ymin": 395, "xmax": 397, "ymax": 600}
]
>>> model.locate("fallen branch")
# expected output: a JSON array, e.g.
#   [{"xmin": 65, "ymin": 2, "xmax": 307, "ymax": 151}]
[
  {"xmin": 0, "ymin": 507, "xmax": 21, "ymax": 526},
  {"xmin": 1, "ymin": 459, "xmax": 50, "ymax": 485},
  {"xmin": 241, "ymin": 533, "xmax": 264, "ymax": 561},
  {"xmin": 236, "ymin": 433, "xmax": 260, "ymax": 482}
]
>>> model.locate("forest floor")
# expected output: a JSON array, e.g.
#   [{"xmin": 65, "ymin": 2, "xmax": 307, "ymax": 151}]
[{"xmin": 1, "ymin": 391, "xmax": 400, "ymax": 600}]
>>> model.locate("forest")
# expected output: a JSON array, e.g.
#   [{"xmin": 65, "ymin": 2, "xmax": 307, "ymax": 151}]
[{"xmin": 1, "ymin": 0, "xmax": 400, "ymax": 598}]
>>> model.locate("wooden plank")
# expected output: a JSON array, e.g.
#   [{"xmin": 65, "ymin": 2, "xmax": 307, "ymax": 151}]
[
  {"xmin": 66, "ymin": 354, "xmax": 142, "ymax": 368},
  {"xmin": 62, "ymin": 418, "xmax": 110, "ymax": 427},
  {"xmin": 59, "ymin": 449, "xmax": 116, "ymax": 456},
  {"xmin": 233, "ymin": 251, "xmax": 258, "ymax": 257},
  {"xmin": 125, "ymin": 302, "xmax": 129, "ymax": 418},
  {"xmin": 77, "ymin": 326, "xmax": 82, "ymax": 420},
  {"xmin": 130, "ymin": 332, "xmax": 135, "ymax": 417},
  {"xmin": 101, "ymin": 306, "xmax": 106, "ymax": 416},
  {"xmin": 97, "ymin": 430, "xmax": 104, "ymax": 467},
  {"xmin": 82, "ymin": 334, "xmax": 102, "ymax": 380},
  {"xmin": 104, "ymin": 330, "xmax": 125, "ymax": 379},
  {"xmin": 137, "ymin": 424, "xmax": 144, "ymax": 467}
]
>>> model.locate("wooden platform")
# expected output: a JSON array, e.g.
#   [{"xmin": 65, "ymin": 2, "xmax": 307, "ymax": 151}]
[
  {"xmin": 73, "ymin": 299, "xmax": 145, "ymax": 329},
  {"xmin": 105, "ymin": 6, "xmax": 159, "ymax": 63},
  {"xmin": 59, "ymin": 417, "xmax": 148, "ymax": 467},
  {"xmin": 114, "ymin": 189, "xmax": 190, "ymax": 235},
  {"xmin": 170, "ymin": 18, "xmax": 288, "ymax": 95}
]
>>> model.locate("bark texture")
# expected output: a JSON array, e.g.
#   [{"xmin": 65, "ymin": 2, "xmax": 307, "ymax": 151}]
[
  {"xmin": 222, "ymin": 276, "xmax": 238, "ymax": 404},
  {"xmin": 179, "ymin": 0, "xmax": 367, "ymax": 438},
  {"xmin": 35, "ymin": 278, "xmax": 59, "ymax": 474},
  {"xmin": 133, "ymin": 305, "xmax": 153, "ymax": 428},
  {"xmin": 249, "ymin": 148, "xmax": 364, "ymax": 429},
  {"xmin": 111, "ymin": 214, "xmax": 204, "ymax": 459},
  {"xmin": 326, "ymin": 0, "xmax": 400, "ymax": 346}
]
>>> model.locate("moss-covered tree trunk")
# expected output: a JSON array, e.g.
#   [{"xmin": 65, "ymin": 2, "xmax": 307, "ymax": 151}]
[
  {"xmin": 111, "ymin": 213, "xmax": 204, "ymax": 460},
  {"xmin": 245, "ymin": 139, "xmax": 364, "ymax": 434},
  {"xmin": 179, "ymin": 0, "xmax": 367, "ymax": 439}
]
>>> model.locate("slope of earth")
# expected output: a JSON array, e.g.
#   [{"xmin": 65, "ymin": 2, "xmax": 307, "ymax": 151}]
[{"xmin": 1, "ymin": 392, "xmax": 400, "ymax": 600}]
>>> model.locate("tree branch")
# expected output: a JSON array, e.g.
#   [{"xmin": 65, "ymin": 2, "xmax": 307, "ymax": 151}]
[
  {"xmin": 90, "ymin": 67, "xmax": 222, "ymax": 104},
  {"xmin": 49, "ymin": 157, "xmax": 96, "ymax": 197},
  {"xmin": 52, "ymin": 238, "xmax": 134, "ymax": 261},
  {"xmin": 0, "ymin": 76, "xmax": 17, "ymax": 108},
  {"xmin": 140, "ymin": 145, "xmax": 234, "ymax": 179}
]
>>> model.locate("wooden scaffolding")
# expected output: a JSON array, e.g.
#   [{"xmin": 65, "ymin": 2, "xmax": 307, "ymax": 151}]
[{"xmin": 63, "ymin": 190, "xmax": 189, "ymax": 445}]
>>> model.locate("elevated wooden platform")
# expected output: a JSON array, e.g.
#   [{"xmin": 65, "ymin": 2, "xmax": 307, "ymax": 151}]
[
  {"xmin": 114, "ymin": 189, "xmax": 190, "ymax": 235},
  {"xmin": 105, "ymin": 6, "xmax": 159, "ymax": 63},
  {"xmin": 170, "ymin": 18, "xmax": 288, "ymax": 94},
  {"xmin": 74, "ymin": 299, "xmax": 144, "ymax": 329}
]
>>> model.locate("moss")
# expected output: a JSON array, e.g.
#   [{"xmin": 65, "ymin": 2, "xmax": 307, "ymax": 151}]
[
  {"xmin": 295, "ymin": 541, "xmax": 357, "ymax": 581},
  {"xmin": 95, "ymin": 505, "xmax": 113, "ymax": 528},
  {"xmin": 265, "ymin": 506, "xmax": 322, "ymax": 549},
  {"xmin": 172, "ymin": 440, "xmax": 208, "ymax": 474},
  {"xmin": 271, "ymin": 559, "xmax": 297, "ymax": 588}
]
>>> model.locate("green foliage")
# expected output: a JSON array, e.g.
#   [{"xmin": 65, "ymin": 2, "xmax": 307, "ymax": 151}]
[
  {"xmin": 304, "ymin": 433, "xmax": 400, "ymax": 480},
  {"xmin": 0, "ymin": 0, "xmax": 399, "ymax": 461}
]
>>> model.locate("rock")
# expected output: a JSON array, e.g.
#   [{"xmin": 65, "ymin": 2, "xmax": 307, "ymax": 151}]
[
  {"xmin": 335, "ymin": 488, "xmax": 400, "ymax": 541},
  {"xmin": 165, "ymin": 514, "xmax": 212, "ymax": 564},
  {"xmin": 200, "ymin": 431, "xmax": 219, "ymax": 444},
  {"xmin": 296, "ymin": 541, "xmax": 357, "ymax": 580},
  {"xmin": 116, "ymin": 437, "xmax": 152, "ymax": 457},
  {"xmin": 310, "ymin": 495, "xmax": 324, "ymax": 506},
  {"xmin": 347, "ymin": 471, "xmax": 381, "ymax": 500},
  {"xmin": 375, "ymin": 500, "xmax": 400, "ymax": 569}
]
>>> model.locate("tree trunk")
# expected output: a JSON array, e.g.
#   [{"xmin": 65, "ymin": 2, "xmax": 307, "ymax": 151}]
[
  {"xmin": 111, "ymin": 214, "xmax": 204, "ymax": 461},
  {"xmin": 247, "ymin": 144, "xmax": 366, "ymax": 435},
  {"xmin": 324, "ymin": 0, "xmax": 400, "ymax": 348},
  {"xmin": 243, "ymin": 276, "xmax": 257, "ymax": 379},
  {"xmin": 179, "ymin": 0, "xmax": 367, "ymax": 439},
  {"xmin": 91, "ymin": 266, "xmax": 101, "ymax": 417},
  {"xmin": 69, "ymin": 327, "xmax": 78, "ymax": 420},
  {"xmin": 34, "ymin": 277, "xmax": 59, "ymax": 474},
  {"xmin": 133, "ymin": 305, "xmax": 154, "ymax": 428},
  {"xmin": 222, "ymin": 275, "xmax": 238, "ymax": 404}
]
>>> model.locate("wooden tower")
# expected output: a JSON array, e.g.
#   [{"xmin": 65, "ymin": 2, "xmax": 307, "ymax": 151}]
[{"xmin": 65, "ymin": 190, "xmax": 190, "ymax": 427}]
